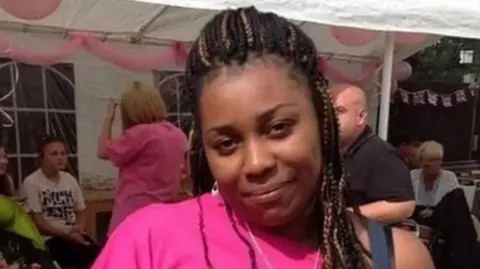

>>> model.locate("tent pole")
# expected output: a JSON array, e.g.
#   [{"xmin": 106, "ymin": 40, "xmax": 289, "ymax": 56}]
[{"xmin": 377, "ymin": 32, "xmax": 395, "ymax": 140}]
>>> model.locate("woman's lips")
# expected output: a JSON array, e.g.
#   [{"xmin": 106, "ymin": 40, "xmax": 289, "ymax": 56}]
[{"xmin": 243, "ymin": 182, "xmax": 290, "ymax": 205}]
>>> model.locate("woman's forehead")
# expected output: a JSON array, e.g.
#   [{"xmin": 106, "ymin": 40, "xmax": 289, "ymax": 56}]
[{"xmin": 199, "ymin": 65, "xmax": 309, "ymax": 125}]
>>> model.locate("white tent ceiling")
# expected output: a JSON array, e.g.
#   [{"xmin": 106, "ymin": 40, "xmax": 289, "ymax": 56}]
[{"xmin": 2, "ymin": 0, "xmax": 473, "ymax": 63}]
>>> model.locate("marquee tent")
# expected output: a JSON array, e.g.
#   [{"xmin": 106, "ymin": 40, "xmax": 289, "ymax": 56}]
[{"xmin": 0, "ymin": 0, "xmax": 478, "ymax": 181}]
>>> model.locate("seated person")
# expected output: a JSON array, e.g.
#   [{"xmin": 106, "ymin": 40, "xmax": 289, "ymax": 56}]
[
  {"xmin": 0, "ymin": 196, "xmax": 56, "ymax": 269},
  {"xmin": 0, "ymin": 144, "xmax": 15, "ymax": 198},
  {"xmin": 410, "ymin": 141, "xmax": 459, "ymax": 223},
  {"xmin": 411, "ymin": 140, "xmax": 480, "ymax": 269},
  {"xmin": 22, "ymin": 136, "xmax": 99, "ymax": 269},
  {"xmin": 397, "ymin": 140, "xmax": 422, "ymax": 170}
]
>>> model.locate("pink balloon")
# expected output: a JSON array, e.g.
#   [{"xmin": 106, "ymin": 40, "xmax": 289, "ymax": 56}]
[
  {"xmin": 0, "ymin": 0, "xmax": 61, "ymax": 20},
  {"xmin": 393, "ymin": 61, "xmax": 412, "ymax": 82},
  {"xmin": 395, "ymin": 33, "xmax": 426, "ymax": 45},
  {"xmin": 331, "ymin": 27, "xmax": 379, "ymax": 47}
]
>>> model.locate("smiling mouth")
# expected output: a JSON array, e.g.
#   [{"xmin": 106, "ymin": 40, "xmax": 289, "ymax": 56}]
[{"xmin": 243, "ymin": 181, "xmax": 292, "ymax": 204}]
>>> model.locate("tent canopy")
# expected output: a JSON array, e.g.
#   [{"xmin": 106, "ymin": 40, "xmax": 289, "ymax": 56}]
[{"xmin": 2, "ymin": 0, "xmax": 473, "ymax": 63}]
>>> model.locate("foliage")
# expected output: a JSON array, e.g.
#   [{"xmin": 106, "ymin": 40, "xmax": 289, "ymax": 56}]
[{"xmin": 408, "ymin": 37, "xmax": 480, "ymax": 82}]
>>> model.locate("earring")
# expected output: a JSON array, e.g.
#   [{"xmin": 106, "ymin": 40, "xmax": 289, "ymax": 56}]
[{"xmin": 211, "ymin": 181, "xmax": 219, "ymax": 196}]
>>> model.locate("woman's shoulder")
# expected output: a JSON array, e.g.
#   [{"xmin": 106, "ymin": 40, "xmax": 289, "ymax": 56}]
[
  {"xmin": 23, "ymin": 169, "xmax": 42, "ymax": 185},
  {"xmin": 440, "ymin": 169, "xmax": 457, "ymax": 180},
  {"xmin": 389, "ymin": 227, "xmax": 434, "ymax": 268},
  {"xmin": 115, "ymin": 195, "xmax": 220, "ymax": 233},
  {"xmin": 58, "ymin": 171, "xmax": 77, "ymax": 182},
  {"xmin": 349, "ymin": 214, "xmax": 434, "ymax": 269},
  {"xmin": 94, "ymin": 195, "xmax": 224, "ymax": 268},
  {"xmin": 410, "ymin": 168, "xmax": 421, "ymax": 177}
]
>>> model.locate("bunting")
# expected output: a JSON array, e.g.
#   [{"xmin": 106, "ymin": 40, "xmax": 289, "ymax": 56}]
[{"xmin": 394, "ymin": 87, "xmax": 477, "ymax": 107}]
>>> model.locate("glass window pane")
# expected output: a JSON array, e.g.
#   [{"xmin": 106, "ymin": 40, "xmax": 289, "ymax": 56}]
[
  {"xmin": 17, "ymin": 111, "xmax": 46, "ymax": 154},
  {"xmin": 155, "ymin": 71, "xmax": 182, "ymax": 113},
  {"xmin": 168, "ymin": 115, "xmax": 179, "ymax": 126},
  {"xmin": 2, "ymin": 110, "xmax": 17, "ymax": 154},
  {"xmin": 45, "ymin": 63, "xmax": 75, "ymax": 110},
  {"xmin": 48, "ymin": 112, "xmax": 77, "ymax": 154},
  {"xmin": 15, "ymin": 63, "xmax": 44, "ymax": 108},
  {"xmin": 7, "ymin": 157, "xmax": 19, "ymax": 190},
  {"xmin": 67, "ymin": 157, "xmax": 78, "ymax": 179},
  {"xmin": 179, "ymin": 115, "xmax": 193, "ymax": 136},
  {"xmin": 0, "ymin": 59, "xmax": 13, "ymax": 107},
  {"xmin": 20, "ymin": 157, "xmax": 38, "ymax": 181}
]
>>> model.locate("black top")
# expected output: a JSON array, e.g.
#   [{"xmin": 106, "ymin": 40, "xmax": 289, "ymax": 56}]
[{"xmin": 343, "ymin": 126, "xmax": 414, "ymax": 206}]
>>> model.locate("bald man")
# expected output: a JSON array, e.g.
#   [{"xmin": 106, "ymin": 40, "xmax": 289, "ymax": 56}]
[{"xmin": 330, "ymin": 84, "xmax": 414, "ymax": 224}]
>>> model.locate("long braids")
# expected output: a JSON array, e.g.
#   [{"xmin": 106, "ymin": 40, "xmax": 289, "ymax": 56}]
[{"xmin": 184, "ymin": 7, "xmax": 368, "ymax": 269}]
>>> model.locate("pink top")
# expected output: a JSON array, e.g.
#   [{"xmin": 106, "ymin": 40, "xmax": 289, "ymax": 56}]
[
  {"xmin": 105, "ymin": 121, "xmax": 187, "ymax": 235},
  {"xmin": 93, "ymin": 194, "xmax": 324, "ymax": 269}
]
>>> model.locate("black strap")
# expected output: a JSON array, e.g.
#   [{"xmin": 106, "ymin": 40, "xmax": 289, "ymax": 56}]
[{"xmin": 368, "ymin": 221, "xmax": 395, "ymax": 269}]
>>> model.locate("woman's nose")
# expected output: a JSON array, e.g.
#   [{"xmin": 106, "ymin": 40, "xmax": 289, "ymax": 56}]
[{"xmin": 243, "ymin": 139, "xmax": 276, "ymax": 178}]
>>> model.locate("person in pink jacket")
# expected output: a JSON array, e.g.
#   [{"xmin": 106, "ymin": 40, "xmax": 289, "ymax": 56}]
[{"xmin": 97, "ymin": 81, "xmax": 188, "ymax": 236}]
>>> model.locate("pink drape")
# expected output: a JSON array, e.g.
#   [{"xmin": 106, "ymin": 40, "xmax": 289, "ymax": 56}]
[{"xmin": 0, "ymin": 32, "xmax": 378, "ymax": 81}]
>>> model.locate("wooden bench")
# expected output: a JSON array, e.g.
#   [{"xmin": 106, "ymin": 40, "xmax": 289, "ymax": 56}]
[{"xmin": 83, "ymin": 189, "xmax": 114, "ymax": 243}]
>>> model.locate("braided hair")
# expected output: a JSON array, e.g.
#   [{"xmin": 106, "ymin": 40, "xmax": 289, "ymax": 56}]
[{"xmin": 184, "ymin": 6, "xmax": 368, "ymax": 269}]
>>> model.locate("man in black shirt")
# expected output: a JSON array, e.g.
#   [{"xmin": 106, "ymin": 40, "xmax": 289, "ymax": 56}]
[{"xmin": 330, "ymin": 84, "xmax": 414, "ymax": 223}]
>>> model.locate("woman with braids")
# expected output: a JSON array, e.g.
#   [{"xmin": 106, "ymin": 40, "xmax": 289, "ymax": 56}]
[{"xmin": 93, "ymin": 7, "xmax": 433, "ymax": 269}]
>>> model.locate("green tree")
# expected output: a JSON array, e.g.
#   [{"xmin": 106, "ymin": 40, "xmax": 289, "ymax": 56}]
[{"xmin": 409, "ymin": 37, "xmax": 480, "ymax": 82}]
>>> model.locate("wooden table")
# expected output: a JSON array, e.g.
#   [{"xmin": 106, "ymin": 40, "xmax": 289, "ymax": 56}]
[
  {"xmin": 82, "ymin": 187, "xmax": 192, "ymax": 242},
  {"xmin": 83, "ymin": 189, "xmax": 115, "ymax": 242}
]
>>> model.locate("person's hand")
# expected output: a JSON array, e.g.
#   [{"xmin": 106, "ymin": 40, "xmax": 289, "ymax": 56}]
[
  {"xmin": 30, "ymin": 263, "xmax": 41, "ymax": 269},
  {"xmin": 0, "ymin": 256, "xmax": 8, "ymax": 269},
  {"xmin": 419, "ymin": 208, "xmax": 433, "ymax": 219},
  {"xmin": 68, "ymin": 232, "xmax": 89, "ymax": 245},
  {"xmin": 71, "ymin": 224, "xmax": 86, "ymax": 235},
  {"xmin": 105, "ymin": 98, "xmax": 118, "ymax": 121}
]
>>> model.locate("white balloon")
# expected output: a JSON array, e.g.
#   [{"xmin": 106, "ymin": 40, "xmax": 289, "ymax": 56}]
[{"xmin": 393, "ymin": 61, "xmax": 412, "ymax": 81}]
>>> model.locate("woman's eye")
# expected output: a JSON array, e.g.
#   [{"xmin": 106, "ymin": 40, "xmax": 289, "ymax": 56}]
[
  {"xmin": 267, "ymin": 121, "xmax": 294, "ymax": 138},
  {"xmin": 213, "ymin": 139, "xmax": 238, "ymax": 155}
]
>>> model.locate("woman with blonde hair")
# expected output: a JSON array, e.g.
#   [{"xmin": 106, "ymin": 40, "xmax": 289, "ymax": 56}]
[
  {"xmin": 97, "ymin": 81, "xmax": 188, "ymax": 236},
  {"xmin": 410, "ymin": 140, "xmax": 480, "ymax": 268}
]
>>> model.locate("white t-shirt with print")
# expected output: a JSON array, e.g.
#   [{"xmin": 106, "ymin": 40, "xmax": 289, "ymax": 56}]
[{"xmin": 22, "ymin": 169, "xmax": 86, "ymax": 234}]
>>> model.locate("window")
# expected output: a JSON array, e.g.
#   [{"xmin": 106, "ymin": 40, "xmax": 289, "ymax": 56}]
[
  {"xmin": 459, "ymin": 50, "xmax": 474, "ymax": 64},
  {"xmin": 153, "ymin": 71, "xmax": 193, "ymax": 135},
  {"xmin": 0, "ymin": 59, "xmax": 77, "ymax": 189}
]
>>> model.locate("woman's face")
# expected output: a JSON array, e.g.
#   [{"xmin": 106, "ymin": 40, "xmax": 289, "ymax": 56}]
[
  {"xmin": 0, "ymin": 148, "xmax": 8, "ymax": 175},
  {"xmin": 200, "ymin": 60, "xmax": 322, "ymax": 227},
  {"xmin": 42, "ymin": 142, "xmax": 67, "ymax": 171},
  {"xmin": 421, "ymin": 156, "xmax": 442, "ymax": 176}
]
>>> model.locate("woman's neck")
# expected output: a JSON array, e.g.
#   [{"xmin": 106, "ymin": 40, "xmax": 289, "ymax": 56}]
[
  {"xmin": 41, "ymin": 167, "xmax": 59, "ymax": 182},
  {"xmin": 423, "ymin": 172, "xmax": 439, "ymax": 190},
  {"xmin": 268, "ymin": 201, "xmax": 321, "ymax": 248},
  {"xmin": 272, "ymin": 216, "xmax": 319, "ymax": 247}
]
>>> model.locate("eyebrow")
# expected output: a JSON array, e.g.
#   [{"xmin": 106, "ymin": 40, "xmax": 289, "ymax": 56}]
[{"xmin": 205, "ymin": 103, "xmax": 297, "ymax": 134}]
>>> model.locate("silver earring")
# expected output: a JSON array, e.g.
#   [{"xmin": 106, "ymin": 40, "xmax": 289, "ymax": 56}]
[{"xmin": 211, "ymin": 181, "xmax": 219, "ymax": 195}]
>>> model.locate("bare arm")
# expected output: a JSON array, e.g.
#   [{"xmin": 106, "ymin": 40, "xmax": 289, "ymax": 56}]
[
  {"xmin": 393, "ymin": 228, "xmax": 435, "ymax": 269},
  {"xmin": 97, "ymin": 99, "xmax": 117, "ymax": 159},
  {"xmin": 74, "ymin": 210, "xmax": 87, "ymax": 232},
  {"xmin": 350, "ymin": 213, "xmax": 433, "ymax": 269},
  {"xmin": 353, "ymin": 200, "xmax": 415, "ymax": 224},
  {"xmin": 97, "ymin": 117, "xmax": 114, "ymax": 159},
  {"xmin": 30, "ymin": 213, "xmax": 70, "ymax": 239}
]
